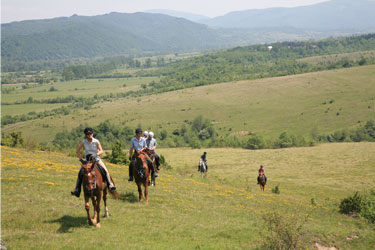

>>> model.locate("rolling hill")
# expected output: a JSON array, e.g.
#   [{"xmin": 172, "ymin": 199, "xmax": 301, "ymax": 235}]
[
  {"xmin": 1, "ymin": 12, "xmax": 238, "ymax": 63},
  {"xmin": 2, "ymin": 65, "xmax": 375, "ymax": 144}
]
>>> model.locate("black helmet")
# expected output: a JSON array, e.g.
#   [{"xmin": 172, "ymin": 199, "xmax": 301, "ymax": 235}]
[
  {"xmin": 135, "ymin": 128, "xmax": 143, "ymax": 134},
  {"xmin": 84, "ymin": 127, "xmax": 94, "ymax": 135}
]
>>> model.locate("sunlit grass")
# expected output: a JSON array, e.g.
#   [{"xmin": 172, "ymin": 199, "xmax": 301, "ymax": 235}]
[{"xmin": 2, "ymin": 143, "xmax": 375, "ymax": 249}]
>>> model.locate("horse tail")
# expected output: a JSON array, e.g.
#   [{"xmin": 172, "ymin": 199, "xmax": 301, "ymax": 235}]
[
  {"xmin": 109, "ymin": 190, "xmax": 120, "ymax": 199},
  {"xmin": 108, "ymin": 176, "xmax": 119, "ymax": 199}
]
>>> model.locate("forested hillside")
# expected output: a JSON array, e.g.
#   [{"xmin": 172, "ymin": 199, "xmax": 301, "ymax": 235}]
[
  {"xmin": 140, "ymin": 34, "xmax": 375, "ymax": 92},
  {"xmin": 1, "ymin": 12, "xmax": 234, "ymax": 64}
]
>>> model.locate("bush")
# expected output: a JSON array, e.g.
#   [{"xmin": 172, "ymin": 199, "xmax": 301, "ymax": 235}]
[
  {"xmin": 1, "ymin": 132, "xmax": 24, "ymax": 147},
  {"xmin": 104, "ymin": 140, "xmax": 128, "ymax": 165},
  {"xmin": 245, "ymin": 134, "xmax": 266, "ymax": 149},
  {"xmin": 272, "ymin": 185, "xmax": 280, "ymax": 194},
  {"xmin": 262, "ymin": 212, "xmax": 307, "ymax": 250},
  {"xmin": 339, "ymin": 191, "xmax": 375, "ymax": 223},
  {"xmin": 339, "ymin": 192, "xmax": 363, "ymax": 214},
  {"xmin": 159, "ymin": 154, "xmax": 172, "ymax": 170}
]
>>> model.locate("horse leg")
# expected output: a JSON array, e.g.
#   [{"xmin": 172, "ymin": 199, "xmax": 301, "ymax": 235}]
[
  {"xmin": 91, "ymin": 197, "xmax": 98, "ymax": 225},
  {"xmin": 144, "ymin": 180, "xmax": 149, "ymax": 205},
  {"xmin": 137, "ymin": 183, "xmax": 143, "ymax": 202},
  {"xmin": 85, "ymin": 196, "xmax": 94, "ymax": 226},
  {"xmin": 96, "ymin": 192, "xmax": 102, "ymax": 228},
  {"xmin": 103, "ymin": 188, "xmax": 109, "ymax": 218}
]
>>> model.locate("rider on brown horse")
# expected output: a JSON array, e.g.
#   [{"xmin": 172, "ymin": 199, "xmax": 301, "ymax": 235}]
[
  {"xmin": 71, "ymin": 127, "xmax": 116, "ymax": 197},
  {"xmin": 257, "ymin": 165, "xmax": 267, "ymax": 184},
  {"xmin": 128, "ymin": 128, "xmax": 156, "ymax": 182}
]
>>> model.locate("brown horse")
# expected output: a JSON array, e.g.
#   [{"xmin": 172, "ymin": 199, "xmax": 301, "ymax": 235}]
[
  {"xmin": 259, "ymin": 174, "xmax": 266, "ymax": 192},
  {"xmin": 133, "ymin": 151, "xmax": 152, "ymax": 204},
  {"xmin": 81, "ymin": 159, "xmax": 118, "ymax": 227}
]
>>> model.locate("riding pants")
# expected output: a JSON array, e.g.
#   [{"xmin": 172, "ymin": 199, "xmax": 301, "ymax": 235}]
[{"xmin": 97, "ymin": 159, "xmax": 115, "ymax": 188}]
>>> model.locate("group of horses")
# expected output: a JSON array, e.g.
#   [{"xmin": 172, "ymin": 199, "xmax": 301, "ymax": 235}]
[{"xmin": 79, "ymin": 151, "xmax": 265, "ymax": 227}]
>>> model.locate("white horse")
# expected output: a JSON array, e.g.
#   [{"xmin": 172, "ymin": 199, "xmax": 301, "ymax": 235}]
[{"xmin": 199, "ymin": 159, "xmax": 207, "ymax": 178}]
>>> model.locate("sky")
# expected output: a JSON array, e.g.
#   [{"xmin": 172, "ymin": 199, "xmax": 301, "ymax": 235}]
[{"xmin": 1, "ymin": 0, "xmax": 329, "ymax": 24}]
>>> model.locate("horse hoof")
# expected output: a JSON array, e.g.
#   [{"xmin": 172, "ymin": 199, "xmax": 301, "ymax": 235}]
[
  {"xmin": 96, "ymin": 223, "xmax": 101, "ymax": 228},
  {"xmin": 88, "ymin": 221, "xmax": 94, "ymax": 226},
  {"xmin": 104, "ymin": 213, "xmax": 109, "ymax": 218}
]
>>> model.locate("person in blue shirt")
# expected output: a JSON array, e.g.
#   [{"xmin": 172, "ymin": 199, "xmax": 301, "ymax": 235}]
[{"xmin": 128, "ymin": 128, "xmax": 147, "ymax": 182}]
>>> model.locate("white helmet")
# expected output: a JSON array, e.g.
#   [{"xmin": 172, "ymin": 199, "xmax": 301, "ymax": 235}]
[
  {"xmin": 143, "ymin": 131, "xmax": 149, "ymax": 136},
  {"xmin": 149, "ymin": 132, "xmax": 154, "ymax": 138}
]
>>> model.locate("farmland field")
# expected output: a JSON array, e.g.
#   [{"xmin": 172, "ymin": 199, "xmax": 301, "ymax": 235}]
[
  {"xmin": 2, "ymin": 65, "xmax": 375, "ymax": 143},
  {"xmin": 2, "ymin": 143, "xmax": 375, "ymax": 249}
]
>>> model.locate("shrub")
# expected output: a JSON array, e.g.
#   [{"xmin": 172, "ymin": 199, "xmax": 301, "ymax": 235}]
[
  {"xmin": 339, "ymin": 191, "xmax": 375, "ymax": 223},
  {"xmin": 1, "ymin": 132, "xmax": 24, "ymax": 147},
  {"xmin": 245, "ymin": 134, "xmax": 266, "ymax": 149},
  {"xmin": 159, "ymin": 154, "xmax": 172, "ymax": 170},
  {"xmin": 262, "ymin": 212, "xmax": 307, "ymax": 250},
  {"xmin": 339, "ymin": 192, "xmax": 363, "ymax": 214},
  {"xmin": 272, "ymin": 185, "xmax": 280, "ymax": 194},
  {"xmin": 104, "ymin": 140, "xmax": 128, "ymax": 165}
]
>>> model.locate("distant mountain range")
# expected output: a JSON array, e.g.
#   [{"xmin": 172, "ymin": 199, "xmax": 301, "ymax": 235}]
[
  {"xmin": 2, "ymin": 0, "xmax": 375, "ymax": 66},
  {"xmin": 145, "ymin": 9, "xmax": 209, "ymax": 22},
  {"xmin": 199, "ymin": 0, "xmax": 375, "ymax": 31}
]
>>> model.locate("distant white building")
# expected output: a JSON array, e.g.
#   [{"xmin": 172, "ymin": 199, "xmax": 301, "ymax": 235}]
[{"xmin": 267, "ymin": 46, "xmax": 273, "ymax": 51}]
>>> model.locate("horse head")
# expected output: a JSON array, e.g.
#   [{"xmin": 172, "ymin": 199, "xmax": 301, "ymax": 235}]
[{"xmin": 81, "ymin": 159, "xmax": 97, "ymax": 197}]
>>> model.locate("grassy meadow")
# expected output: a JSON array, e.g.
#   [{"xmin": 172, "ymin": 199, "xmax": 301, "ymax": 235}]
[
  {"xmin": 2, "ymin": 65, "xmax": 375, "ymax": 143},
  {"xmin": 2, "ymin": 143, "xmax": 375, "ymax": 249}
]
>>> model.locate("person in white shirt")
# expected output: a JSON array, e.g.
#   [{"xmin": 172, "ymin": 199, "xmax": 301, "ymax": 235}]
[{"xmin": 71, "ymin": 127, "xmax": 116, "ymax": 197}]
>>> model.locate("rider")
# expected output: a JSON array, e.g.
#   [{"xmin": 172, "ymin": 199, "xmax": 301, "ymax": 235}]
[
  {"xmin": 143, "ymin": 131, "xmax": 149, "ymax": 139},
  {"xmin": 146, "ymin": 131, "xmax": 161, "ymax": 170},
  {"xmin": 71, "ymin": 127, "xmax": 116, "ymax": 197},
  {"xmin": 198, "ymin": 152, "xmax": 208, "ymax": 171},
  {"xmin": 257, "ymin": 165, "xmax": 267, "ymax": 184},
  {"xmin": 128, "ymin": 128, "xmax": 147, "ymax": 182}
]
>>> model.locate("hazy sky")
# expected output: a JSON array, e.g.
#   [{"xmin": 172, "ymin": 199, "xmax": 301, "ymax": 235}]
[{"xmin": 1, "ymin": 0, "xmax": 329, "ymax": 23}]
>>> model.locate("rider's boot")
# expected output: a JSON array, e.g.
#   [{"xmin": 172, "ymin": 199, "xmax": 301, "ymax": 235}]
[
  {"xmin": 71, "ymin": 168, "xmax": 83, "ymax": 197},
  {"xmin": 128, "ymin": 162, "xmax": 133, "ymax": 182},
  {"xmin": 155, "ymin": 156, "xmax": 161, "ymax": 171}
]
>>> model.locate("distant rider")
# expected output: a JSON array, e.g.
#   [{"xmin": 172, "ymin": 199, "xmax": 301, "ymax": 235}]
[
  {"xmin": 198, "ymin": 152, "xmax": 208, "ymax": 171},
  {"xmin": 71, "ymin": 127, "xmax": 116, "ymax": 197},
  {"xmin": 257, "ymin": 165, "xmax": 267, "ymax": 184}
]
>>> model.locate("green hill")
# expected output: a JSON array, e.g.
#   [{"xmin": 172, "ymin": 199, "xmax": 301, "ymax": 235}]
[
  {"xmin": 2, "ymin": 143, "xmax": 375, "ymax": 249},
  {"xmin": 2, "ymin": 65, "xmax": 375, "ymax": 144},
  {"xmin": 1, "ymin": 12, "xmax": 235, "ymax": 63}
]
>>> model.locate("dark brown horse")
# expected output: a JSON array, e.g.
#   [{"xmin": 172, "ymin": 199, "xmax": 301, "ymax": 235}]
[
  {"xmin": 133, "ymin": 151, "xmax": 152, "ymax": 204},
  {"xmin": 81, "ymin": 159, "xmax": 118, "ymax": 227},
  {"xmin": 259, "ymin": 174, "xmax": 266, "ymax": 192}
]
